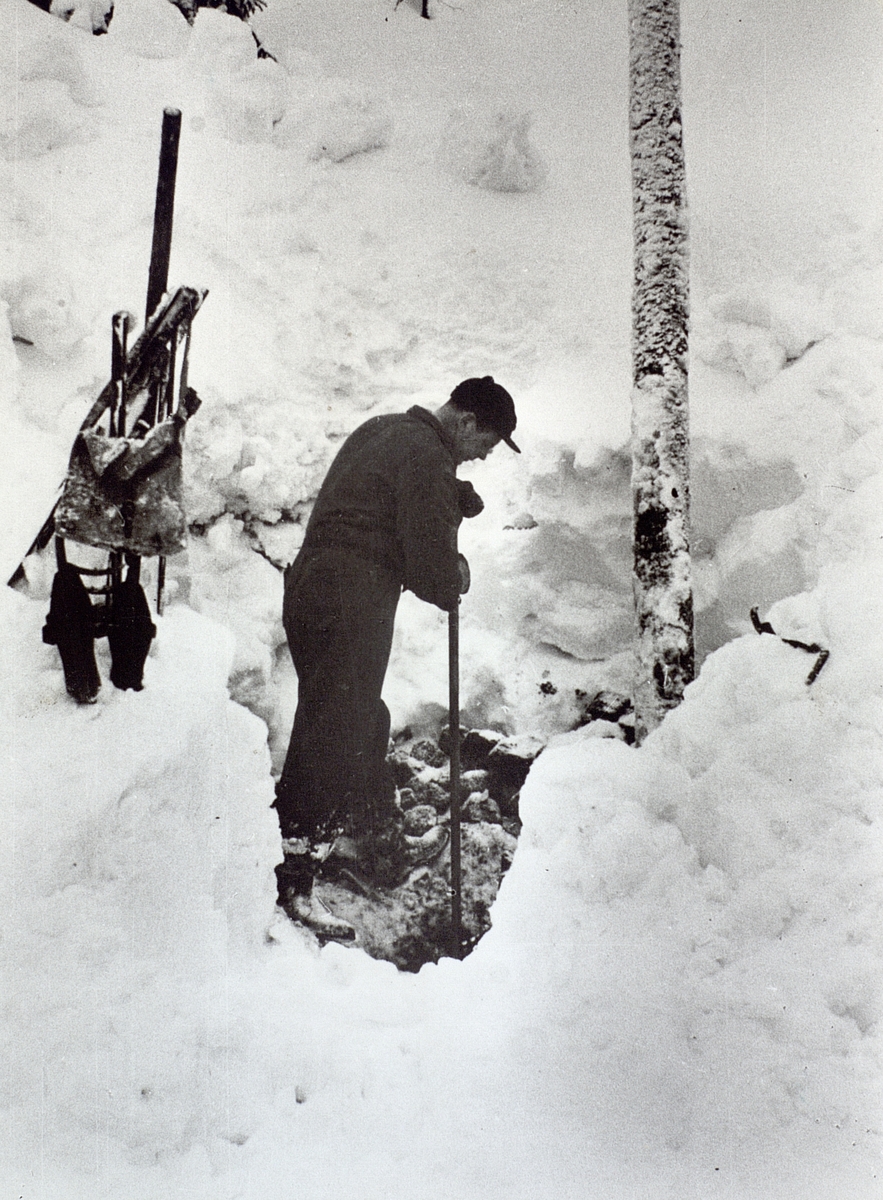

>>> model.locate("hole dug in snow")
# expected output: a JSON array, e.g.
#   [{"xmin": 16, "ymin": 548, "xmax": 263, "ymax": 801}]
[{"xmin": 311, "ymin": 728, "xmax": 542, "ymax": 972}]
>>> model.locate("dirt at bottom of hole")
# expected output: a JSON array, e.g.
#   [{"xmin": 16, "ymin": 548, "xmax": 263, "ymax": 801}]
[{"xmin": 314, "ymin": 820, "xmax": 517, "ymax": 972}]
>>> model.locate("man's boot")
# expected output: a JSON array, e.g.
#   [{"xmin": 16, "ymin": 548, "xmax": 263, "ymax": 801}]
[
  {"xmin": 276, "ymin": 842, "xmax": 355, "ymax": 942},
  {"xmin": 282, "ymin": 887, "xmax": 357, "ymax": 942},
  {"xmin": 324, "ymin": 823, "xmax": 450, "ymax": 893},
  {"xmin": 403, "ymin": 824, "xmax": 450, "ymax": 869}
]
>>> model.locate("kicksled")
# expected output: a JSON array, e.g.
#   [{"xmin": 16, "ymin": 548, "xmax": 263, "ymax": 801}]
[{"xmin": 8, "ymin": 109, "xmax": 208, "ymax": 704}]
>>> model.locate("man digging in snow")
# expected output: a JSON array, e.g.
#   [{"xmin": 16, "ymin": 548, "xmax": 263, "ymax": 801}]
[{"xmin": 274, "ymin": 377, "xmax": 520, "ymax": 941}]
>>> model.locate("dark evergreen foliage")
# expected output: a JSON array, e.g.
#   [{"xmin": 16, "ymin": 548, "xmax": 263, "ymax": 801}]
[{"xmin": 168, "ymin": 0, "xmax": 266, "ymax": 25}]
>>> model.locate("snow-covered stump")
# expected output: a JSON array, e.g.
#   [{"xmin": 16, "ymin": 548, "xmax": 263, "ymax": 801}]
[{"xmin": 628, "ymin": 0, "xmax": 694, "ymax": 743}]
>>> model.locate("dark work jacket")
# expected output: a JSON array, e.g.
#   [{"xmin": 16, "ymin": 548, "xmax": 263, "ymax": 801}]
[{"xmin": 299, "ymin": 406, "xmax": 462, "ymax": 612}]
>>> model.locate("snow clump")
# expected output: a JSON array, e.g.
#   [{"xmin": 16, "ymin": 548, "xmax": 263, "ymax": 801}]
[{"xmin": 441, "ymin": 107, "xmax": 548, "ymax": 193}]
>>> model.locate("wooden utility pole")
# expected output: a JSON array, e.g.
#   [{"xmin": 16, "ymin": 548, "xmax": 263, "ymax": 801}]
[{"xmin": 628, "ymin": 0, "xmax": 694, "ymax": 743}]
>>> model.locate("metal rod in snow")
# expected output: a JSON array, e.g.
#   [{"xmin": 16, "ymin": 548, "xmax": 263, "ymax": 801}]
[
  {"xmin": 628, "ymin": 0, "xmax": 694, "ymax": 743},
  {"xmin": 145, "ymin": 108, "xmax": 182, "ymax": 325},
  {"xmin": 448, "ymin": 603, "xmax": 462, "ymax": 959}
]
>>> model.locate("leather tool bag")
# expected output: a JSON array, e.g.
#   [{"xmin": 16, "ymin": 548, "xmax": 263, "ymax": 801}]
[{"xmin": 55, "ymin": 417, "xmax": 188, "ymax": 557}]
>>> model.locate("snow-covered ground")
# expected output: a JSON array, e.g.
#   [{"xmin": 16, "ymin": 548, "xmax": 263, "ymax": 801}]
[{"xmin": 1, "ymin": 0, "xmax": 881, "ymax": 1196}]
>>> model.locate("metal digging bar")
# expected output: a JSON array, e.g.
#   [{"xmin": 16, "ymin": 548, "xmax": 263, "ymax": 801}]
[{"xmin": 449, "ymin": 601, "xmax": 463, "ymax": 959}]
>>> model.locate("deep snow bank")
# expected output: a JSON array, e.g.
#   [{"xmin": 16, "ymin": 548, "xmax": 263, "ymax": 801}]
[
  {"xmin": 1, "ymin": 522, "xmax": 880, "ymax": 1200},
  {"xmin": 0, "ymin": 593, "xmax": 275, "ymax": 1188},
  {"xmin": 392, "ymin": 471, "xmax": 883, "ymax": 1198},
  {"xmin": 458, "ymin": 640, "xmax": 882, "ymax": 1198},
  {"xmin": 0, "ymin": 590, "xmax": 434, "ymax": 1199}
]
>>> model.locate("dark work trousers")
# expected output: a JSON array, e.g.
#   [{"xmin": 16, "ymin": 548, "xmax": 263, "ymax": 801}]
[{"xmin": 275, "ymin": 547, "xmax": 401, "ymax": 846}]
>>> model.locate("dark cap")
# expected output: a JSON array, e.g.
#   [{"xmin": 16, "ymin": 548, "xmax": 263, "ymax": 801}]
[{"xmin": 450, "ymin": 376, "xmax": 520, "ymax": 453}]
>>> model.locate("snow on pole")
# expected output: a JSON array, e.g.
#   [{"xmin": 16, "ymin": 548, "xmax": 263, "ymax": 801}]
[{"xmin": 628, "ymin": 0, "xmax": 694, "ymax": 744}]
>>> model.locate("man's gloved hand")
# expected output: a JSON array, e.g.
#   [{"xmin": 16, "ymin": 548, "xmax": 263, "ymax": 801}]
[
  {"xmin": 456, "ymin": 479, "xmax": 484, "ymax": 519},
  {"xmin": 457, "ymin": 552, "xmax": 471, "ymax": 595}
]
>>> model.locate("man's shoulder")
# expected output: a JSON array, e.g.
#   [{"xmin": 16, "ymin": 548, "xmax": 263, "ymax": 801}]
[
  {"xmin": 350, "ymin": 407, "xmax": 444, "ymax": 452},
  {"xmin": 364, "ymin": 406, "xmax": 435, "ymax": 430}
]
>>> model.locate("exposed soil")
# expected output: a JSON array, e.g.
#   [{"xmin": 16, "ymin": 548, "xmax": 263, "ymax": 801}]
[{"xmin": 312, "ymin": 728, "xmax": 535, "ymax": 971}]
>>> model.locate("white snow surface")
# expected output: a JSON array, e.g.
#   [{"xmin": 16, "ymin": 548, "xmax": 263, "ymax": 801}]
[{"xmin": 1, "ymin": 0, "xmax": 882, "ymax": 1196}]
